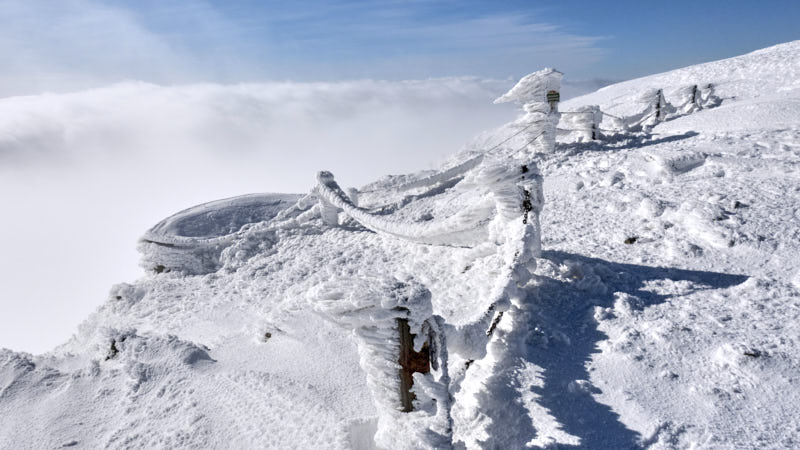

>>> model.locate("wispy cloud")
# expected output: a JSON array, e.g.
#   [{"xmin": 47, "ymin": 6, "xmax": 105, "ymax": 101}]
[
  {"xmin": 223, "ymin": 2, "xmax": 608, "ymax": 79},
  {"xmin": 0, "ymin": 0, "xmax": 607, "ymax": 95},
  {"xmin": 0, "ymin": 0, "xmax": 185, "ymax": 95}
]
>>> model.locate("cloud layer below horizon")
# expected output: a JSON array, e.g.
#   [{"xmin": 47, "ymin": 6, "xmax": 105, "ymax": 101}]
[
  {"xmin": 0, "ymin": 0, "xmax": 613, "ymax": 353},
  {"xmin": 0, "ymin": 77, "xmax": 526, "ymax": 353}
]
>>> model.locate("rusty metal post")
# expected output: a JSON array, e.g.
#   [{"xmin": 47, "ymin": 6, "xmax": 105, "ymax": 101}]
[{"xmin": 397, "ymin": 318, "xmax": 431, "ymax": 412}]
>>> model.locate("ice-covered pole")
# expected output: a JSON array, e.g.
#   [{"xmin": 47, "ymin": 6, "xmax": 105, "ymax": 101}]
[
  {"xmin": 317, "ymin": 172, "xmax": 342, "ymax": 226},
  {"xmin": 485, "ymin": 68, "xmax": 562, "ymax": 265},
  {"xmin": 636, "ymin": 88, "xmax": 674, "ymax": 129},
  {"xmin": 494, "ymin": 67, "xmax": 562, "ymax": 157},
  {"xmin": 311, "ymin": 278, "xmax": 453, "ymax": 450},
  {"xmin": 449, "ymin": 71, "xmax": 563, "ymax": 443},
  {"xmin": 699, "ymin": 83, "xmax": 721, "ymax": 108},
  {"xmin": 563, "ymin": 105, "xmax": 603, "ymax": 141},
  {"xmin": 442, "ymin": 70, "xmax": 560, "ymax": 359}
]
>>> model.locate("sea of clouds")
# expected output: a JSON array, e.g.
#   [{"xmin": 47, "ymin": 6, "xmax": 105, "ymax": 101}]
[
  {"xmin": 0, "ymin": 78, "xmax": 511, "ymax": 353},
  {"xmin": 0, "ymin": 75, "xmax": 612, "ymax": 353}
]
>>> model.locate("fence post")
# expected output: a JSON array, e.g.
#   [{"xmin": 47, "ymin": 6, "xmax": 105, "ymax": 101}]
[
  {"xmin": 655, "ymin": 88, "xmax": 664, "ymax": 121},
  {"xmin": 566, "ymin": 105, "xmax": 603, "ymax": 141},
  {"xmin": 494, "ymin": 67, "xmax": 563, "ymax": 156},
  {"xmin": 317, "ymin": 172, "xmax": 341, "ymax": 226},
  {"xmin": 397, "ymin": 317, "xmax": 431, "ymax": 412},
  {"xmin": 312, "ymin": 277, "xmax": 453, "ymax": 449},
  {"xmin": 637, "ymin": 88, "xmax": 673, "ymax": 129},
  {"xmin": 699, "ymin": 83, "xmax": 721, "ymax": 108}
]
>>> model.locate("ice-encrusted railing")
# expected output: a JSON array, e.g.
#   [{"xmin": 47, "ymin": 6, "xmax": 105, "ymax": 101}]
[
  {"xmin": 306, "ymin": 69, "xmax": 559, "ymax": 449},
  {"xmin": 313, "ymin": 71, "xmax": 560, "ymax": 249},
  {"xmin": 315, "ymin": 170, "xmax": 493, "ymax": 247},
  {"xmin": 393, "ymin": 153, "xmax": 485, "ymax": 192},
  {"xmin": 312, "ymin": 278, "xmax": 453, "ymax": 450},
  {"xmin": 557, "ymin": 82, "xmax": 722, "ymax": 138},
  {"xmin": 310, "ymin": 160, "xmax": 544, "ymax": 449}
]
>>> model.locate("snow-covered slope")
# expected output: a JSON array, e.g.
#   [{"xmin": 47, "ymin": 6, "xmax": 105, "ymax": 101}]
[{"xmin": 2, "ymin": 41, "xmax": 800, "ymax": 449}]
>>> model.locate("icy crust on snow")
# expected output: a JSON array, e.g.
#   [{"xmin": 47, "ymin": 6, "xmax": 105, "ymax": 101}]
[
  {"xmin": 0, "ymin": 328, "xmax": 365, "ymax": 449},
  {"xmin": 590, "ymin": 277, "xmax": 800, "ymax": 448}
]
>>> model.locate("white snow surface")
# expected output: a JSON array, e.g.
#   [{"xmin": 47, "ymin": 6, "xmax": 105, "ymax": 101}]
[{"xmin": 3, "ymin": 41, "xmax": 800, "ymax": 449}]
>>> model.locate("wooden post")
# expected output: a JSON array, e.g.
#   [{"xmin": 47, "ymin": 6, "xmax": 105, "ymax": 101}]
[{"xmin": 397, "ymin": 318, "xmax": 431, "ymax": 412}]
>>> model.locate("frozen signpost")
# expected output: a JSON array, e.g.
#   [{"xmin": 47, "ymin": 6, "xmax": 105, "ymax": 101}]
[
  {"xmin": 494, "ymin": 67, "xmax": 563, "ymax": 156},
  {"xmin": 490, "ymin": 67, "xmax": 563, "ymax": 262}
]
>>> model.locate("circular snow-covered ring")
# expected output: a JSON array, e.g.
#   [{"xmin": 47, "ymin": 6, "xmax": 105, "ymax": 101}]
[{"xmin": 141, "ymin": 193, "xmax": 301, "ymax": 247}]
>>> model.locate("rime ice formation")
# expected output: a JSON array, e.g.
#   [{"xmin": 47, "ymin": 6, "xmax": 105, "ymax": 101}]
[
  {"xmin": 3, "ymin": 41, "xmax": 800, "ymax": 449},
  {"xmin": 314, "ymin": 170, "xmax": 494, "ymax": 247},
  {"xmin": 139, "ymin": 193, "xmax": 302, "ymax": 275},
  {"xmin": 312, "ymin": 278, "xmax": 453, "ymax": 450},
  {"xmin": 560, "ymin": 105, "xmax": 603, "ymax": 142},
  {"xmin": 494, "ymin": 67, "xmax": 563, "ymax": 156}
]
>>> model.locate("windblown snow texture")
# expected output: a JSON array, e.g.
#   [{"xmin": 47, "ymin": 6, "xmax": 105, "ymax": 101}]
[{"xmin": 2, "ymin": 41, "xmax": 800, "ymax": 449}]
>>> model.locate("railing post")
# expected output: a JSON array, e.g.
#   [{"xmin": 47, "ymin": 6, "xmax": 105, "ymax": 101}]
[
  {"xmin": 312, "ymin": 277, "xmax": 453, "ymax": 449},
  {"xmin": 494, "ymin": 67, "xmax": 563, "ymax": 156},
  {"xmin": 397, "ymin": 317, "xmax": 431, "ymax": 412}
]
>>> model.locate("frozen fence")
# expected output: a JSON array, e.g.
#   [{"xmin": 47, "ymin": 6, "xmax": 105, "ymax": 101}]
[
  {"xmin": 557, "ymin": 82, "xmax": 722, "ymax": 138},
  {"xmin": 315, "ymin": 171, "xmax": 493, "ymax": 247},
  {"xmin": 312, "ymin": 277, "xmax": 453, "ymax": 449},
  {"xmin": 394, "ymin": 154, "xmax": 484, "ymax": 192},
  {"xmin": 676, "ymin": 83, "xmax": 722, "ymax": 113},
  {"xmin": 560, "ymin": 105, "xmax": 604, "ymax": 141}
]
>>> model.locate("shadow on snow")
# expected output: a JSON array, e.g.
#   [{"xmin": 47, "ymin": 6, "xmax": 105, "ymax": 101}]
[
  {"xmin": 556, "ymin": 130, "xmax": 700, "ymax": 157},
  {"xmin": 510, "ymin": 250, "xmax": 747, "ymax": 449}
]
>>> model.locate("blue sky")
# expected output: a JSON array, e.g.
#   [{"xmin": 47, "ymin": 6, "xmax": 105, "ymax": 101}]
[{"xmin": 2, "ymin": 0, "xmax": 799, "ymax": 94}]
